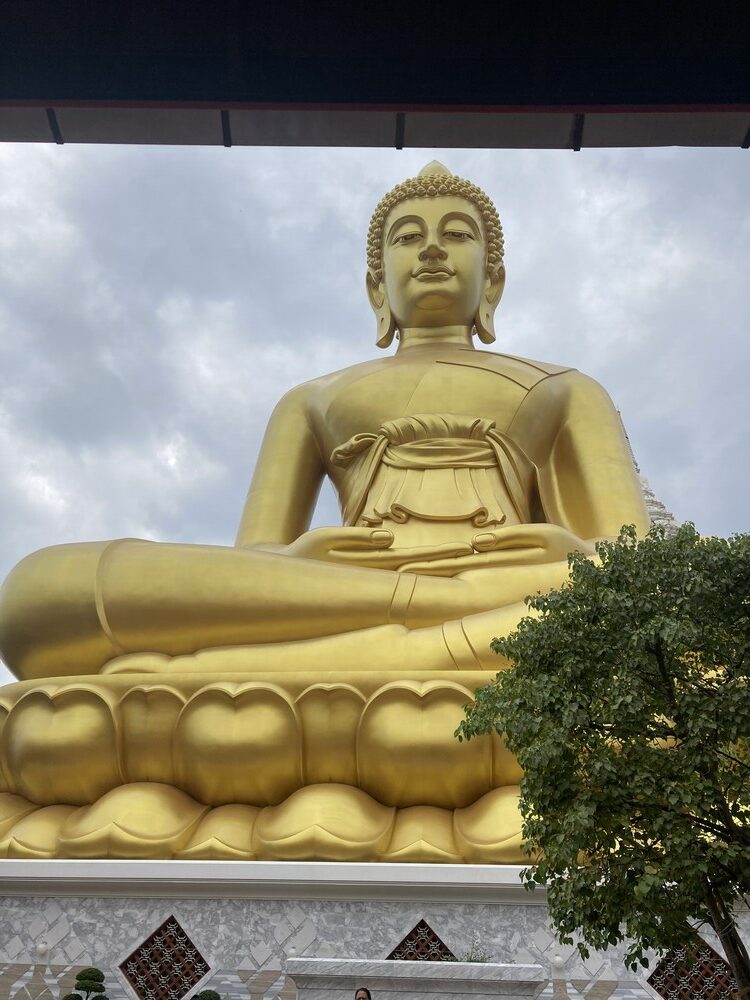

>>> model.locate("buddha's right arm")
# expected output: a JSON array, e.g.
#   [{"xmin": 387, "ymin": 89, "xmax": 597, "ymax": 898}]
[
  {"xmin": 235, "ymin": 384, "xmax": 326, "ymax": 547},
  {"xmin": 508, "ymin": 370, "xmax": 650, "ymax": 541}
]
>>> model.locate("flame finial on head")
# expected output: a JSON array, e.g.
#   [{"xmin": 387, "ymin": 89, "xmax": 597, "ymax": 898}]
[{"xmin": 417, "ymin": 160, "xmax": 453, "ymax": 178}]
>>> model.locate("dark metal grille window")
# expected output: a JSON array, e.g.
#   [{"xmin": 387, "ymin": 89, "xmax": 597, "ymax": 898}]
[
  {"xmin": 120, "ymin": 916, "xmax": 210, "ymax": 1000},
  {"xmin": 387, "ymin": 918, "xmax": 456, "ymax": 961},
  {"xmin": 647, "ymin": 938, "xmax": 737, "ymax": 1000}
]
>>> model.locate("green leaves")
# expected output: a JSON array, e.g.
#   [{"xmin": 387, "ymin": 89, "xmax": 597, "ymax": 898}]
[
  {"xmin": 73, "ymin": 968, "xmax": 107, "ymax": 1000},
  {"xmin": 457, "ymin": 524, "xmax": 750, "ymax": 978},
  {"xmin": 76, "ymin": 971, "xmax": 104, "ymax": 984}
]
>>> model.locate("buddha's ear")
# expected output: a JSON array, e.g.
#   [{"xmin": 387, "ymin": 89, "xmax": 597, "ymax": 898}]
[
  {"xmin": 474, "ymin": 263, "xmax": 506, "ymax": 345},
  {"xmin": 366, "ymin": 270, "xmax": 397, "ymax": 349}
]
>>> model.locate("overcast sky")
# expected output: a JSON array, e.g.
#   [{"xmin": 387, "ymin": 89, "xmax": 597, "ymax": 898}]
[{"xmin": 0, "ymin": 141, "xmax": 748, "ymax": 683}]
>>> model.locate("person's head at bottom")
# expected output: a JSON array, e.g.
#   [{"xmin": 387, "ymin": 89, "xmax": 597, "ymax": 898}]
[{"xmin": 355, "ymin": 989, "xmax": 372, "ymax": 1000}]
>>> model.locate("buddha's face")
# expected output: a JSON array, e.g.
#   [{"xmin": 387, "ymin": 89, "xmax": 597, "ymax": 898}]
[{"xmin": 381, "ymin": 195, "xmax": 488, "ymax": 329}]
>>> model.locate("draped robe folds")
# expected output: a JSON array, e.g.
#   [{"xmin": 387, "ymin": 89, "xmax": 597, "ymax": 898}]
[{"xmin": 331, "ymin": 413, "xmax": 542, "ymax": 536}]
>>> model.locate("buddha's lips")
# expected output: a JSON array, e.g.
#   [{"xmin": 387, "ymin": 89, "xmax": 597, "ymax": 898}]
[{"xmin": 413, "ymin": 266, "xmax": 455, "ymax": 278}]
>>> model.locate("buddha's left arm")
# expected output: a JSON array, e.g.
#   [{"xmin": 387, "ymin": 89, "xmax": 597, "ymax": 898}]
[
  {"xmin": 235, "ymin": 383, "xmax": 325, "ymax": 547},
  {"xmin": 509, "ymin": 370, "xmax": 650, "ymax": 541}
]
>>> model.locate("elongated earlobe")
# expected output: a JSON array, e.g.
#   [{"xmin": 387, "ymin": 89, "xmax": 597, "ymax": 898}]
[
  {"xmin": 474, "ymin": 264, "xmax": 505, "ymax": 345},
  {"xmin": 366, "ymin": 271, "xmax": 397, "ymax": 349},
  {"xmin": 474, "ymin": 305, "xmax": 496, "ymax": 344}
]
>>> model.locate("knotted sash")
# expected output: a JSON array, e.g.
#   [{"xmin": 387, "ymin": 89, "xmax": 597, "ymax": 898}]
[{"xmin": 331, "ymin": 414, "xmax": 539, "ymax": 529}]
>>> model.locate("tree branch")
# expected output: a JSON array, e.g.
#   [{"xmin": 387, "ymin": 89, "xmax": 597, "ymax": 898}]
[
  {"xmin": 648, "ymin": 637, "xmax": 678, "ymax": 711},
  {"xmin": 716, "ymin": 748, "xmax": 750, "ymax": 774}
]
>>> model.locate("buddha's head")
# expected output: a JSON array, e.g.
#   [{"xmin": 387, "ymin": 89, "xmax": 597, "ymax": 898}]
[{"xmin": 367, "ymin": 162, "xmax": 505, "ymax": 348}]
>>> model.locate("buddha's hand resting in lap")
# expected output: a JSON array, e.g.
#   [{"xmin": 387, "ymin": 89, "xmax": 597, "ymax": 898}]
[
  {"xmin": 397, "ymin": 523, "xmax": 599, "ymax": 577},
  {"xmin": 278, "ymin": 526, "xmax": 475, "ymax": 570}
]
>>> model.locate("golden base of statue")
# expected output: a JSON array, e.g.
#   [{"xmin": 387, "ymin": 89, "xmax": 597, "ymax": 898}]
[
  {"xmin": 0, "ymin": 668, "xmax": 524, "ymax": 862},
  {"xmin": 0, "ymin": 164, "xmax": 649, "ymax": 862}
]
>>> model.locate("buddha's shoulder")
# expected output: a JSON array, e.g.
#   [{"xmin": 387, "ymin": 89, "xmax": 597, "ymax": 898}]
[
  {"xmin": 440, "ymin": 351, "xmax": 613, "ymax": 405},
  {"xmin": 293, "ymin": 356, "xmax": 396, "ymax": 397},
  {"xmin": 448, "ymin": 349, "xmax": 569, "ymax": 381},
  {"xmin": 271, "ymin": 357, "xmax": 387, "ymax": 412},
  {"xmin": 313, "ymin": 350, "xmax": 573, "ymax": 382},
  {"xmin": 275, "ymin": 350, "xmax": 594, "ymax": 411}
]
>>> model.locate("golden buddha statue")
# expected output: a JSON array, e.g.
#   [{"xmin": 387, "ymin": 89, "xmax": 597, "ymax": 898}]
[{"xmin": 0, "ymin": 162, "xmax": 649, "ymax": 863}]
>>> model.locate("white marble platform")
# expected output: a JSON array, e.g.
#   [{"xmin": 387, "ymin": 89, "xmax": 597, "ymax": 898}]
[
  {"xmin": 0, "ymin": 859, "xmax": 540, "ymax": 902},
  {"xmin": 286, "ymin": 957, "xmax": 546, "ymax": 1000},
  {"xmin": 0, "ymin": 860, "xmax": 689, "ymax": 1000}
]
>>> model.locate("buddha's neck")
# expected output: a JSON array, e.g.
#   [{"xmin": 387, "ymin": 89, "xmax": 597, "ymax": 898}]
[{"xmin": 396, "ymin": 326, "xmax": 475, "ymax": 351}]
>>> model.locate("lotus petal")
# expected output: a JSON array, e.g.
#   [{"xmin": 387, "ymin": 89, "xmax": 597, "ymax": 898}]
[
  {"xmin": 358, "ymin": 681, "xmax": 490, "ymax": 808},
  {"xmin": 255, "ymin": 783, "xmax": 394, "ymax": 861}
]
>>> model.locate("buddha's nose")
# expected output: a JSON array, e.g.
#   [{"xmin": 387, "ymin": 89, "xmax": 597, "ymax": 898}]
[{"xmin": 419, "ymin": 237, "xmax": 447, "ymax": 260}]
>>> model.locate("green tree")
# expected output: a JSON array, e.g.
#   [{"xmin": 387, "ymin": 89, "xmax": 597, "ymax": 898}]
[
  {"xmin": 63, "ymin": 968, "xmax": 108, "ymax": 1000},
  {"xmin": 457, "ymin": 524, "xmax": 750, "ymax": 995}
]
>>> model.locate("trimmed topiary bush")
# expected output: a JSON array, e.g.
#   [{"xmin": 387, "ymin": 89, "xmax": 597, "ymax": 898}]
[{"xmin": 68, "ymin": 968, "xmax": 107, "ymax": 1000}]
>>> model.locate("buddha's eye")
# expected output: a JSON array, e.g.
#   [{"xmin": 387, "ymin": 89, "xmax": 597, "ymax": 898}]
[
  {"xmin": 392, "ymin": 232, "xmax": 421, "ymax": 245},
  {"xmin": 444, "ymin": 230, "xmax": 473, "ymax": 241}
]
